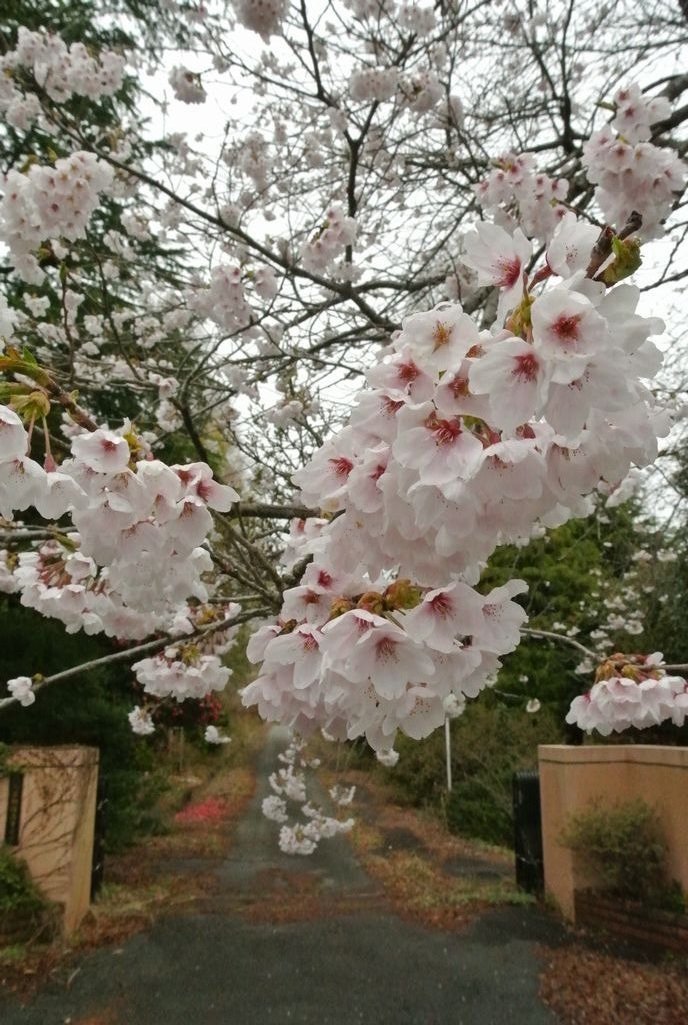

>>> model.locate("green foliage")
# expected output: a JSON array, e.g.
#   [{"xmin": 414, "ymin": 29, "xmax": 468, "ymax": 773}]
[
  {"xmin": 0, "ymin": 598, "xmax": 165, "ymax": 851},
  {"xmin": 481, "ymin": 502, "xmax": 642, "ymax": 723},
  {"xmin": 446, "ymin": 779, "xmax": 511, "ymax": 848},
  {"xmin": 640, "ymin": 544, "xmax": 688, "ymax": 666},
  {"xmin": 387, "ymin": 694, "xmax": 564, "ymax": 847},
  {"xmin": 0, "ymin": 847, "xmax": 45, "ymax": 915},
  {"xmin": 561, "ymin": 799, "xmax": 673, "ymax": 905}
]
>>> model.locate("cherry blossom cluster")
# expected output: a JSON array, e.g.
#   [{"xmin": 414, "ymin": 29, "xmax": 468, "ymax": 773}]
[
  {"xmin": 349, "ymin": 67, "xmax": 400, "ymax": 103},
  {"xmin": 6, "ymin": 676, "xmax": 36, "ymax": 707},
  {"xmin": 300, "ymin": 206, "xmax": 357, "ymax": 275},
  {"xmin": 570, "ymin": 539, "xmax": 677, "ymax": 671},
  {"xmin": 261, "ymin": 736, "xmax": 355, "ymax": 856},
  {"xmin": 288, "ymin": 221, "xmax": 667, "ymax": 588},
  {"xmin": 566, "ymin": 653, "xmax": 688, "ymax": 734},
  {"xmin": 349, "ymin": 56, "xmax": 446, "ymax": 111},
  {"xmin": 0, "ymin": 28, "xmax": 125, "ymax": 131},
  {"xmin": 233, "ymin": 0, "xmax": 289, "ymax": 41},
  {"xmin": 204, "ymin": 724, "xmax": 232, "ymax": 745},
  {"xmin": 128, "ymin": 706, "xmax": 156, "ymax": 736},
  {"xmin": 0, "ymin": 406, "xmax": 239, "ymax": 640},
  {"xmin": 189, "ymin": 265, "xmax": 253, "ymax": 333},
  {"xmin": 0, "ymin": 295, "xmax": 16, "ymax": 353},
  {"xmin": 132, "ymin": 647, "xmax": 232, "ymax": 703},
  {"xmin": 0, "ymin": 152, "xmax": 114, "ymax": 283},
  {"xmin": 397, "ymin": 3, "xmax": 436, "ymax": 35},
  {"xmin": 169, "ymin": 66, "xmax": 207, "ymax": 105},
  {"xmin": 582, "ymin": 85, "xmax": 686, "ymax": 238},
  {"xmin": 239, "ymin": 202, "xmax": 677, "ymax": 750},
  {"xmin": 241, "ymin": 563, "xmax": 526, "ymax": 751},
  {"xmin": 399, "ymin": 71, "xmax": 443, "ymax": 114},
  {"xmin": 473, "ymin": 153, "xmax": 569, "ymax": 243}
]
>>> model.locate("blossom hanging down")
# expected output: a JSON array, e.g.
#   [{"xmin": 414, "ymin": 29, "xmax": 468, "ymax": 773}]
[
  {"xmin": 244, "ymin": 174, "xmax": 675, "ymax": 753},
  {"xmin": 261, "ymin": 736, "xmax": 355, "ymax": 856},
  {"xmin": 242, "ymin": 565, "xmax": 527, "ymax": 751},
  {"xmin": 566, "ymin": 653, "xmax": 688, "ymax": 734}
]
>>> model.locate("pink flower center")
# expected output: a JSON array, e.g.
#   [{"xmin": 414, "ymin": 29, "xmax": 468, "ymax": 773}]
[
  {"xmin": 397, "ymin": 360, "xmax": 420, "ymax": 387},
  {"xmin": 353, "ymin": 614, "xmax": 374, "ymax": 635},
  {"xmin": 424, "ymin": 412, "xmax": 461, "ymax": 446},
  {"xmin": 375, "ymin": 636, "xmax": 399, "ymax": 663},
  {"xmin": 317, "ymin": 569, "xmax": 333, "ymax": 588},
  {"xmin": 432, "ymin": 321, "xmax": 453, "ymax": 351},
  {"xmin": 512, "ymin": 351, "xmax": 539, "ymax": 382},
  {"xmin": 429, "ymin": 591, "xmax": 453, "ymax": 617},
  {"xmin": 496, "ymin": 257, "xmax": 522, "ymax": 289},
  {"xmin": 448, "ymin": 373, "xmax": 470, "ymax": 398},
  {"xmin": 382, "ymin": 396, "xmax": 404, "ymax": 417},
  {"xmin": 195, "ymin": 479, "xmax": 212, "ymax": 501},
  {"xmin": 302, "ymin": 632, "xmax": 319, "ymax": 652},
  {"xmin": 329, "ymin": 456, "xmax": 353, "ymax": 478},
  {"xmin": 553, "ymin": 313, "xmax": 582, "ymax": 343}
]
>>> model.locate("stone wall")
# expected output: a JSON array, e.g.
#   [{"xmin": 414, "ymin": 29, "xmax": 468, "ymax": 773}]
[
  {"xmin": 538, "ymin": 744, "xmax": 688, "ymax": 921},
  {"xmin": 0, "ymin": 746, "xmax": 99, "ymax": 935}
]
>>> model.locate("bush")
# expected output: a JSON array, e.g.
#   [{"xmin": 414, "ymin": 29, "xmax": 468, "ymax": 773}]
[
  {"xmin": 0, "ymin": 846, "xmax": 45, "ymax": 916},
  {"xmin": 446, "ymin": 778, "xmax": 513, "ymax": 847},
  {"xmin": 385, "ymin": 694, "xmax": 564, "ymax": 847},
  {"xmin": 561, "ymin": 799, "xmax": 670, "ymax": 905}
]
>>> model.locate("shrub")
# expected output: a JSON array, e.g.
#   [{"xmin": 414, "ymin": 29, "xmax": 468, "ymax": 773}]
[
  {"xmin": 446, "ymin": 778, "xmax": 513, "ymax": 847},
  {"xmin": 0, "ymin": 846, "xmax": 45, "ymax": 916},
  {"xmin": 561, "ymin": 799, "xmax": 670, "ymax": 904},
  {"xmin": 386, "ymin": 694, "xmax": 564, "ymax": 847}
]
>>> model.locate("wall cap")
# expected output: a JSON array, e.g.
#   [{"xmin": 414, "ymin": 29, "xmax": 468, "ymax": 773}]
[
  {"xmin": 538, "ymin": 744, "xmax": 688, "ymax": 768},
  {"xmin": 7, "ymin": 745, "xmax": 100, "ymax": 770}
]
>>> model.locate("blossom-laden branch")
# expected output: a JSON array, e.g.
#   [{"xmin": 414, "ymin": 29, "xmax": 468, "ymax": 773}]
[
  {"xmin": 0, "ymin": 5, "xmax": 686, "ymax": 749},
  {"xmin": 0, "ymin": 606, "xmax": 269, "ymax": 712}
]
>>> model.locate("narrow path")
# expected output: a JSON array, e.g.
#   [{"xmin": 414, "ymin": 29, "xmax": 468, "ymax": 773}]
[
  {"xmin": 212, "ymin": 725, "xmax": 377, "ymax": 899},
  {"xmin": 0, "ymin": 728, "xmax": 560, "ymax": 1025}
]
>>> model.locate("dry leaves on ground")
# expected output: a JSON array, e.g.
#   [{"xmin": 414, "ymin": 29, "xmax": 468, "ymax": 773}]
[{"xmin": 540, "ymin": 943, "xmax": 688, "ymax": 1025}]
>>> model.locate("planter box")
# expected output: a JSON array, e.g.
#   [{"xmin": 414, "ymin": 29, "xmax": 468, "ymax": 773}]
[{"xmin": 574, "ymin": 889, "xmax": 688, "ymax": 953}]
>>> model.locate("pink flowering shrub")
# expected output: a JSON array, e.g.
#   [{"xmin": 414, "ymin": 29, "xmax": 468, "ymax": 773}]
[{"xmin": 175, "ymin": 796, "xmax": 230, "ymax": 825}]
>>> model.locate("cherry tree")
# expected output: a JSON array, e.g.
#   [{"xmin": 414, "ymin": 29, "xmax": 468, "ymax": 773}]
[{"xmin": 1, "ymin": 0, "xmax": 688, "ymax": 818}]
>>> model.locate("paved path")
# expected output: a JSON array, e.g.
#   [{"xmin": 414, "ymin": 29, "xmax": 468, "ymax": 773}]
[{"xmin": 0, "ymin": 728, "xmax": 561, "ymax": 1025}]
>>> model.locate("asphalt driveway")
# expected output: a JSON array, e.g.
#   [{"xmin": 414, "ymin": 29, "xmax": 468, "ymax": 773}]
[{"xmin": 0, "ymin": 728, "xmax": 560, "ymax": 1025}]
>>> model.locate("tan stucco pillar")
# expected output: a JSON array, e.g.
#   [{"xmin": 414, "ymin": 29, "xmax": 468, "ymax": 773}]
[
  {"xmin": 538, "ymin": 744, "xmax": 688, "ymax": 921},
  {"xmin": 4, "ymin": 746, "xmax": 99, "ymax": 935}
]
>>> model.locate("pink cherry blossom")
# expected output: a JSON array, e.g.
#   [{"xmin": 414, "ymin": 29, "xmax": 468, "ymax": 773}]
[
  {"xmin": 462, "ymin": 223, "xmax": 531, "ymax": 322},
  {"xmin": 0, "ymin": 407, "xmax": 28, "ymax": 463},
  {"xmin": 71, "ymin": 429, "xmax": 130, "ymax": 473}
]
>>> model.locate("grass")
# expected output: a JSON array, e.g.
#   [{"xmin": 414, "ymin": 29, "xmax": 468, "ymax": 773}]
[{"xmin": 0, "ymin": 945, "xmax": 27, "ymax": 964}]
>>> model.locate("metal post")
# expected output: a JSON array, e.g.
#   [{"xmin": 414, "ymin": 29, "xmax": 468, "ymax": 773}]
[{"xmin": 445, "ymin": 716, "xmax": 452, "ymax": 792}]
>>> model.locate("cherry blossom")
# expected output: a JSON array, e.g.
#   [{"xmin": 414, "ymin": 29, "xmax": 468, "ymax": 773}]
[
  {"xmin": 204, "ymin": 725, "xmax": 232, "ymax": 745},
  {"xmin": 169, "ymin": 66, "xmax": 207, "ymax": 104},
  {"xmin": 566, "ymin": 654, "xmax": 688, "ymax": 734},
  {"xmin": 128, "ymin": 706, "xmax": 156, "ymax": 736},
  {"xmin": 7, "ymin": 676, "xmax": 35, "ymax": 707},
  {"xmin": 462, "ymin": 223, "xmax": 531, "ymax": 320}
]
